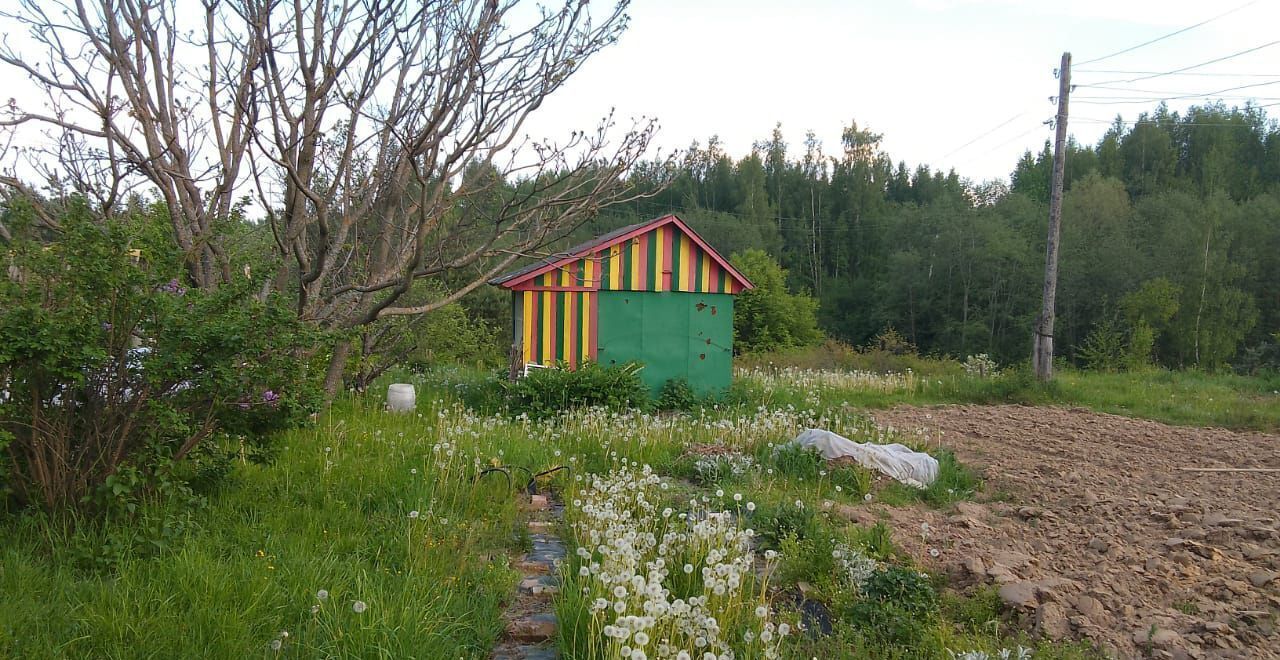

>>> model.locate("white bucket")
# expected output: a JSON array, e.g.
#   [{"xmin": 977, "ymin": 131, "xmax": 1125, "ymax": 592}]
[{"xmin": 386, "ymin": 383, "xmax": 416, "ymax": 412}]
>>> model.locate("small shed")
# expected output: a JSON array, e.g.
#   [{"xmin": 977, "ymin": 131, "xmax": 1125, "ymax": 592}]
[{"xmin": 490, "ymin": 214, "xmax": 753, "ymax": 395}]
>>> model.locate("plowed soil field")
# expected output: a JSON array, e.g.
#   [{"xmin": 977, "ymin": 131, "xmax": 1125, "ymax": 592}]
[{"xmin": 866, "ymin": 405, "xmax": 1280, "ymax": 659}]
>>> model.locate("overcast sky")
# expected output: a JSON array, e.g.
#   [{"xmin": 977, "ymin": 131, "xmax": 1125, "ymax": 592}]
[
  {"xmin": 1, "ymin": 0, "xmax": 1277, "ymax": 188},
  {"xmin": 522, "ymin": 0, "xmax": 1280, "ymax": 183}
]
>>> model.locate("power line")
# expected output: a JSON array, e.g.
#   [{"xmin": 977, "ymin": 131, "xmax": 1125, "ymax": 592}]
[
  {"xmin": 1075, "ymin": 80, "xmax": 1280, "ymax": 95},
  {"xmin": 955, "ymin": 121, "xmax": 1052, "ymax": 165},
  {"xmin": 1075, "ymin": 0, "xmax": 1263, "ymax": 67},
  {"xmin": 940, "ymin": 112, "xmax": 1027, "ymax": 159},
  {"xmin": 1075, "ymin": 69, "xmax": 1280, "ymax": 77},
  {"xmin": 1073, "ymin": 78, "xmax": 1280, "ymax": 105},
  {"xmin": 1086, "ymin": 39, "xmax": 1280, "ymax": 86}
]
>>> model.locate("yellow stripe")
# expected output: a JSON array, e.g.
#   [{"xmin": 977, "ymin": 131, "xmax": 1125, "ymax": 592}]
[
  {"xmin": 609, "ymin": 245, "xmax": 620, "ymax": 289},
  {"xmin": 700, "ymin": 254, "xmax": 711, "ymax": 293},
  {"xmin": 540, "ymin": 293, "xmax": 551, "ymax": 364},
  {"xmin": 584, "ymin": 255, "xmax": 595, "ymax": 288},
  {"xmin": 654, "ymin": 227, "xmax": 665, "ymax": 291},
  {"xmin": 522, "ymin": 291, "xmax": 534, "ymax": 364},
  {"xmin": 679, "ymin": 237, "xmax": 692, "ymax": 291},
  {"xmin": 629, "ymin": 239, "xmax": 640, "ymax": 291}
]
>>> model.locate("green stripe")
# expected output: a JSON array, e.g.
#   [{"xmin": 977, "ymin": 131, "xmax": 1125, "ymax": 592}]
[
  {"xmin": 555, "ymin": 293, "xmax": 565, "ymax": 363},
  {"xmin": 695, "ymin": 249, "xmax": 705, "ymax": 292},
  {"xmin": 621, "ymin": 243, "xmax": 632, "ymax": 290},
  {"xmin": 717, "ymin": 268, "xmax": 726, "ymax": 294},
  {"xmin": 646, "ymin": 230, "xmax": 658, "ymax": 290},
  {"xmin": 670, "ymin": 234, "xmax": 681, "ymax": 291}
]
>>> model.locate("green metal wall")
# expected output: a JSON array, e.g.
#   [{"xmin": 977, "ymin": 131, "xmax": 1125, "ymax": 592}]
[{"xmin": 595, "ymin": 291, "xmax": 734, "ymax": 395}]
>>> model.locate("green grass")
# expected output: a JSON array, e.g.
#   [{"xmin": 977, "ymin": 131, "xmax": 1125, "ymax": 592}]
[
  {"xmin": 737, "ymin": 350, "xmax": 1280, "ymax": 432},
  {"xmin": 0, "ymin": 365, "xmax": 1132, "ymax": 659},
  {"xmin": 0, "ymin": 396, "xmax": 524, "ymax": 658}
]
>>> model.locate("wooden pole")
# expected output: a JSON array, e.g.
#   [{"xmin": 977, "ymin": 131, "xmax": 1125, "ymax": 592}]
[{"xmin": 1033, "ymin": 52, "xmax": 1071, "ymax": 381}]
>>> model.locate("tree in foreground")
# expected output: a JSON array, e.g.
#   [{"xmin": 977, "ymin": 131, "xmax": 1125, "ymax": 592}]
[{"xmin": 0, "ymin": 0, "xmax": 666, "ymax": 393}]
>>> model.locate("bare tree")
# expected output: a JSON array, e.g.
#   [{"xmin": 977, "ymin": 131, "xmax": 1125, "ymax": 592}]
[{"xmin": 1, "ymin": 0, "xmax": 666, "ymax": 393}]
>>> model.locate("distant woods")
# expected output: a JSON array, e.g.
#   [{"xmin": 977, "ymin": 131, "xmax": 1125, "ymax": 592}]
[{"xmin": 563, "ymin": 107, "xmax": 1280, "ymax": 371}]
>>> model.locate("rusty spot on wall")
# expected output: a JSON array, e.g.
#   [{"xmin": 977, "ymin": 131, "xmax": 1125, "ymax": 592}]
[
  {"xmin": 699, "ymin": 353, "xmax": 706, "ymax": 360},
  {"xmin": 710, "ymin": 306, "xmax": 717, "ymax": 315},
  {"xmin": 696, "ymin": 302, "xmax": 707, "ymax": 311}
]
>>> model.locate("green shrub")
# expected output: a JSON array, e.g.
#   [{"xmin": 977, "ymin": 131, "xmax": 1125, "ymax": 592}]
[
  {"xmin": 752, "ymin": 500, "xmax": 817, "ymax": 551},
  {"xmin": 730, "ymin": 249, "xmax": 822, "ymax": 353},
  {"xmin": 0, "ymin": 199, "xmax": 322, "ymax": 512},
  {"xmin": 766, "ymin": 442, "xmax": 824, "ymax": 481},
  {"xmin": 655, "ymin": 377, "xmax": 699, "ymax": 411},
  {"xmin": 500, "ymin": 361, "xmax": 647, "ymax": 417},
  {"xmin": 845, "ymin": 565, "xmax": 942, "ymax": 652}
]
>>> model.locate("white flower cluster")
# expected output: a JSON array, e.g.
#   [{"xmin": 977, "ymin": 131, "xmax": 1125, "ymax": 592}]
[
  {"xmin": 567, "ymin": 465, "xmax": 789, "ymax": 659},
  {"xmin": 735, "ymin": 366, "xmax": 919, "ymax": 394},
  {"xmin": 962, "ymin": 353, "xmax": 998, "ymax": 378},
  {"xmin": 949, "ymin": 646, "xmax": 1032, "ymax": 660},
  {"xmin": 830, "ymin": 544, "xmax": 878, "ymax": 593},
  {"xmin": 693, "ymin": 453, "xmax": 755, "ymax": 482}
]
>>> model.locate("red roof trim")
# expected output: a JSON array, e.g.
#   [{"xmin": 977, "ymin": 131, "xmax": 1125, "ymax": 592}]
[{"xmin": 496, "ymin": 214, "xmax": 754, "ymax": 291}]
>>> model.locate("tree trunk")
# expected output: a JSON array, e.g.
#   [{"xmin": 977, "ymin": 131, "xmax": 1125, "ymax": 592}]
[{"xmin": 323, "ymin": 340, "xmax": 353, "ymax": 400}]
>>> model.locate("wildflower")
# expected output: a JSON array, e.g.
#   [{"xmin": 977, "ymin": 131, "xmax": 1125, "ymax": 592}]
[
  {"xmin": 270, "ymin": 639, "xmax": 282, "ymax": 651},
  {"xmin": 408, "ymin": 510, "xmax": 419, "ymax": 519},
  {"xmin": 755, "ymin": 605, "xmax": 768, "ymax": 618},
  {"xmin": 733, "ymin": 493, "xmax": 742, "ymax": 502},
  {"xmin": 411, "ymin": 468, "xmax": 418, "ymax": 475},
  {"xmin": 316, "ymin": 589, "xmax": 329, "ymax": 601},
  {"xmin": 262, "ymin": 390, "xmax": 281, "ymax": 406},
  {"xmin": 352, "ymin": 600, "xmax": 367, "ymax": 613},
  {"xmin": 746, "ymin": 501, "xmax": 756, "ymax": 511}
]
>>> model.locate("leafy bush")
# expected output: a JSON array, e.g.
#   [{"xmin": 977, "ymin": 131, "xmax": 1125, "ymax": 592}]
[
  {"xmin": 655, "ymin": 377, "xmax": 699, "ymax": 411},
  {"xmin": 751, "ymin": 500, "xmax": 817, "ymax": 551},
  {"xmin": 844, "ymin": 565, "xmax": 942, "ymax": 652},
  {"xmin": 730, "ymin": 249, "xmax": 822, "ymax": 353},
  {"xmin": 0, "ymin": 199, "xmax": 321, "ymax": 512},
  {"xmin": 500, "ymin": 361, "xmax": 647, "ymax": 417}
]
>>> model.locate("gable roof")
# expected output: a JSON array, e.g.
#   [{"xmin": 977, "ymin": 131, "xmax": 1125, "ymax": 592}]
[{"xmin": 489, "ymin": 214, "xmax": 754, "ymax": 291}]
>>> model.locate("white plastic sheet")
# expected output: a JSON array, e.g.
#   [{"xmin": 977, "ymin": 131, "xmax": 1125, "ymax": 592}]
[{"xmin": 790, "ymin": 428, "xmax": 939, "ymax": 488}]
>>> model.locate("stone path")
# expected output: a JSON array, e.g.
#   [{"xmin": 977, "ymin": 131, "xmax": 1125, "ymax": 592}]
[{"xmin": 492, "ymin": 494, "xmax": 566, "ymax": 660}]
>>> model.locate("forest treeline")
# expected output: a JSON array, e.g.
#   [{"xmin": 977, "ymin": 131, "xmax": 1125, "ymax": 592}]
[{"xmin": 552, "ymin": 102, "xmax": 1280, "ymax": 371}]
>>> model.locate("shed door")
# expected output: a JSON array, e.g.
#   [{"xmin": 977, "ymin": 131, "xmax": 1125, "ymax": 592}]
[{"xmin": 595, "ymin": 291, "xmax": 734, "ymax": 395}]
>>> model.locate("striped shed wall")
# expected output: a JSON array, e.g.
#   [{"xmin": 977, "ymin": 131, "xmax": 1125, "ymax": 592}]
[{"xmin": 493, "ymin": 215, "xmax": 752, "ymax": 371}]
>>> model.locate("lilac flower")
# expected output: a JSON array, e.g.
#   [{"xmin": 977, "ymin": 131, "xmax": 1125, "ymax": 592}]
[
  {"xmin": 160, "ymin": 278, "xmax": 187, "ymax": 296},
  {"xmin": 101, "ymin": 322, "xmax": 113, "ymax": 331},
  {"xmin": 262, "ymin": 390, "xmax": 281, "ymax": 406}
]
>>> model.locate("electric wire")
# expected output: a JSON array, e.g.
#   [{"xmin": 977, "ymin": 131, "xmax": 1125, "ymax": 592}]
[
  {"xmin": 1087, "ymin": 39, "xmax": 1280, "ymax": 86},
  {"xmin": 940, "ymin": 112, "xmax": 1027, "ymax": 159},
  {"xmin": 1075, "ymin": 0, "xmax": 1263, "ymax": 67}
]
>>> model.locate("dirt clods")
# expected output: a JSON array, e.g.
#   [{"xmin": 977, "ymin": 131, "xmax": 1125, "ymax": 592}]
[{"xmin": 870, "ymin": 404, "xmax": 1280, "ymax": 658}]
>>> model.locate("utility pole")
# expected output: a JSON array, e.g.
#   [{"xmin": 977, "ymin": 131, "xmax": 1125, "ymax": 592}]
[{"xmin": 1033, "ymin": 52, "xmax": 1071, "ymax": 381}]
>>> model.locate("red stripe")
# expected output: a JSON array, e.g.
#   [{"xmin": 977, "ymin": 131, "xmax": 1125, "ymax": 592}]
[
  {"xmin": 548, "ymin": 293, "xmax": 558, "ymax": 364},
  {"xmin": 707, "ymin": 260, "xmax": 719, "ymax": 293},
  {"xmin": 636, "ymin": 232, "xmax": 648, "ymax": 290},
  {"xmin": 587, "ymin": 292, "xmax": 597, "ymax": 360},
  {"xmin": 529, "ymin": 293, "xmax": 540, "ymax": 363}
]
